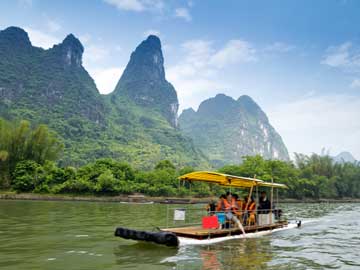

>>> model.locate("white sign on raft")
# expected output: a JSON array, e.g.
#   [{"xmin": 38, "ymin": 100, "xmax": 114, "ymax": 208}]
[{"xmin": 174, "ymin": 209, "xmax": 186, "ymax": 221}]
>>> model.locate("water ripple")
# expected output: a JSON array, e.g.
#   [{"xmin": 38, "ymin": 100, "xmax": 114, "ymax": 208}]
[{"xmin": 1, "ymin": 201, "xmax": 360, "ymax": 270}]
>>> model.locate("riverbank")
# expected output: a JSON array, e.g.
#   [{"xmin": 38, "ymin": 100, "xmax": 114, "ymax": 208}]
[
  {"xmin": 1, "ymin": 191, "xmax": 360, "ymax": 204},
  {"xmin": 0, "ymin": 192, "xmax": 206, "ymax": 203}
]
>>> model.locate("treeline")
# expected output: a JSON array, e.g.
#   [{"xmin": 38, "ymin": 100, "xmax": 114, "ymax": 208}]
[
  {"xmin": 1, "ymin": 118, "xmax": 359, "ymax": 199},
  {"xmin": 2, "ymin": 157, "xmax": 219, "ymax": 197},
  {"xmin": 219, "ymin": 155, "xmax": 360, "ymax": 199},
  {"xmin": 0, "ymin": 118, "xmax": 63, "ymax": 188},
  {"xmin": 0, "ymin": 118, "xmax": 220, "ymax": 196}
]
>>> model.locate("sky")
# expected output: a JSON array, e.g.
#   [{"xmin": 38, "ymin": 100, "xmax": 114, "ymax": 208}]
[{"xmin": 0, "ymin": 0, "xmax": 360, "ymax": 159}]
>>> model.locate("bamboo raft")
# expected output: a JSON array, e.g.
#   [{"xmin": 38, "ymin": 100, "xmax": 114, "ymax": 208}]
[
  {"xmin": 161, "ymin": 221, "xmax": 288, "ymax": 240},
  {"xmin": 115, "ymin": 171, "xmax": 301, "ymax": 247}
]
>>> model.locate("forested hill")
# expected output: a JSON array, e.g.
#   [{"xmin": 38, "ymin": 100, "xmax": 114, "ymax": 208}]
[
  {"xmin": 111, "ymin": 35, "xmax": 179, "ymax": 128},
  {"xmin": 0, "ymin": 27, "xmax": 106, "ymax": 132},
  {"xmin": 179, "ymin": 94, "xmax": 289, "ymax": 167},
  {"xmin": 102, "ymin": 35, "xmax": 208, "ymax": 168},
  {"xmin": 0, "ymin": 26, "xmax": 208, "ymax": 169},
  {"xmin": 0, "ymin": 26, "xmax": 288, "ymax": 169}
]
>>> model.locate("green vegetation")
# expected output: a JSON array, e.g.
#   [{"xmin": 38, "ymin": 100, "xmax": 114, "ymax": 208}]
[
  {"xmin": 219, "ymin": 154, "xmax": 360, "ymax": 199},
  {"xmin": 179, "ymin": 94, "xmax": 289, "ymax": 167},
  {"xmin": 3, "ymin": 27, "xmax": 357, "ymax": 200},
  {"xmin": 0, "ymin": 118, "xmax": 63, "ymax": 188},
  {"xmin": 1, "ymin": 118, "xmax": 359, "ymax": 199},
  {"xmin": 0, "ymin": 27, "xmax": 208, "ymax": 170}
]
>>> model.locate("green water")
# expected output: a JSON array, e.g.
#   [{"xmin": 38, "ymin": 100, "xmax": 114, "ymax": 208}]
[{"xmin": 0, "ymin": 200, "xmax": 359, "ymax": 270}]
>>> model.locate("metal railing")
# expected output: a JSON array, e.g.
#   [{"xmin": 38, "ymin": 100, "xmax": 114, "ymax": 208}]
[{"xmin": 165, "ymin": 205, "xmax": 286, "ymax": 229}]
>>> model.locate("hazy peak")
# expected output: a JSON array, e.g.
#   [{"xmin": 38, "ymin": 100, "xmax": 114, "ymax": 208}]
[
  {"xmin": 62, "ymin": 34, "xmax": 84, "ymax": 52},
  {"xmin": 112, "ymin": 35, "xmax": 178, "ymax": 127},
  {"xmin": 144, "ymin": 35, "xmax": 161, "ymax": 48},
  {"xmin": 54, "ymin": 33, "xmax": 84, "ymax": 67},
  {"xmin": 0, "ymin": 26, "xmax": 32, "ymax": 49},
  {"xmin": 334, "ymin": 151, "xmax": 356, "ymax": 163}
]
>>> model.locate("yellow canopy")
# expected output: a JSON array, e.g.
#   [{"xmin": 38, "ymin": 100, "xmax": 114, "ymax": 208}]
[
  {"xmin": 179, "ymin": 171, "xmax": 287, "ymax": 189},
  {"xmin": 257, "ymin": 182, "xmax": 287, "ymax": 189}
]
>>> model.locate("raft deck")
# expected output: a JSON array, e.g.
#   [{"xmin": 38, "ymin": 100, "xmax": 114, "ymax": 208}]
[{"xmin": 161, "ymin": 221, "xmax": 288, "ymax": 240}]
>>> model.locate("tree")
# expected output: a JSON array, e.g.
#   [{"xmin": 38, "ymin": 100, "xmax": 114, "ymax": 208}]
[
  {"xmin": 95, "ymin": 169, "xmax": 117, "ymax": 193},
  {"xmin": 0, "ymin": 118, "xmax": 63, "ymax": 186},
  {"xmin": 12, "ymin": 160, "xmax": 43, "ymax": 192},
  {"xmin": 26, "ymin": 125, "xmax": 64, "ymax": 165},
  {"xmin": 155, "ymin": 160, "xmax": 176, "ymax": 171},
  {"xmin": 0, "ymin": 150, "xmax": 9, "ymax": 187}
]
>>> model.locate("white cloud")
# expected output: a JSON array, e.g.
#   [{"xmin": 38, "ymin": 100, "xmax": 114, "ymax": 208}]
[
  {"xmin": 264, "ymin": 42, "xmax": 295, "ymax": 53},
  {"xmin": 83, "ymin": 45, "xmax": 109, "ymax": 64},
  {"xmin": 174, "ymin": 7, "xmax": 192, "ymax": 22},
  {"xmin": 210, "ymin": 40, "xmax": 257, "ymax": 67},
  {"xmin": 268, "ymin": 94, "xmax": 360, "ymax": 159},
  {"xmin": 47, "ymin": 20, "xmax": 61, "ymax": 32},
  {"xmin": 88, "ymin": 67, "xmax": 124, "ymax": 94},
  {"xmin": 114, "ymin": 45, "xmax": 122, "ymax": 52},
  {"xmin": 24, "ymin": 27, "xmax": 112, "ymax": 67},
  {"xmin": 103, "ymin": 0, "xmax": 164, "ymax": 12},
  {"xmin": 303, "ymin": 90, "xmax": 316, "ymax": 98},
  {"xmin": 350, "ymin": 78, "xmax": 360, "ymax": 89},
  {"xmin": 104, "ymin": 0, "xmax": 145, "ymax": 11},
  {"xmin": 78, "ymin": 40, "xmax": 122, "ymax": 94},
  {"xmin": 20, "ymin": 25, "xmax": 120, "ymax": 95},
  {"xmin": 147, "ymin": 0, "xmax": 164, "ymax": 11},
  {"xmin": 166, "ymin": 38, "xmax": 256, "ymax": 110},
  {"xmin": 321, "ymin": 41, "xmax": 360, "ymax": 73},
  {"xmin": 322, "ymin": 42, "xmax": 360, "ymax": 92},
  {"xmin": 79, "ymin": 33, "xmax": 92, "ymax": 44},
  {"xmin": 143, "ymin": 29, "xmax": 161, "ymax": 38},
  {"xmin": 180, "ymin": 40, "xmax": 213, "ymax": 71},
  {"xmin": 82, "ymin": 45, "xmax": 119, "ymax": 93},
  {"xmin": 24, "ymin": 27, "xmax": 60, "ymax": 49},
  {"xmin": 321, "ymin": 42, "xmax": 352, "ymax": 68},
  {"xmin": 18, "ymin": 0, "xmax": 32, "ymax": 7}
]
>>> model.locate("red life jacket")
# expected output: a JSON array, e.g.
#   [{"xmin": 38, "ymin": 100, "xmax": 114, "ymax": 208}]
[
  {"xmin": 234, "ymin": 200, "xmax": 244, "ymax": 215},
  {"xmin": 222, "ymin": 199, "xmax": 232, "ymax": 211},
  {"xmin": 248, "ymin": 201, "xmax": 256, "ymax": 212}
]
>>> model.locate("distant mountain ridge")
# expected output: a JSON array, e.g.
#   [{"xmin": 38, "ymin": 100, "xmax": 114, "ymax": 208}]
[
  {"xmin": 333, "ymin": 151, "xmax": 357, "ymax": 164},
  {"xmin": 179, "ymin": 93, "xmax": 289, "ymax": 167},
  {"xmin": 0, "ymin": 27, "xmax": 107, "ymax": 167},
  {"xmin": 112, "ymin": 35, "xmax": 179, "ymax": 127},
  {"xmin": 0, "ymin": 26, "xmax": 289, "ymax": 169},
  {"xmin": 0, "ymin": 26, "xmax": 207, "ymax": 168},
  {"xmin": 0, "ymin": 27, "xmax": 105, "ymax": 124}
]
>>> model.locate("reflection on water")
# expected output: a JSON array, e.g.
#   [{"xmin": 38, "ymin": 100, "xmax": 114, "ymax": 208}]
[
  {"xmin": 197, "ymin": 237, "xmax": 273, "ymax": 270},
  {"xmin": 200, "ymin": 250, "xmax": 221, "ymax": 270},
  {"xmin": 0, "ymin": 200, "xmax": 360, "ymax": 270}
]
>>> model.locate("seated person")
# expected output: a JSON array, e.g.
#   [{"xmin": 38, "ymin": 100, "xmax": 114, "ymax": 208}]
[
  {"xmin": 206, "ymin": 200, "xmax": 217, "ymax": 216},
  {"xmin": 216, "ymin": 194, "xmax": 226, "ymax": 212},
  {"xmin": 220, "ymin": 192, "xmax": 246, "ymax": 235},
  {"xmin": 232, "ymin": 194, "xmax": 244, "ymax": 221},
  {"xmin": 243, "ymin": 196, "xmax": 256, "ymax": 226},
  {"xmin": 247, "ymin": 197, "xmax": 256, "ymax": 225},
  {"xmin": 258, "ymin": 191, "xmax": 271, "ymax": 214}
]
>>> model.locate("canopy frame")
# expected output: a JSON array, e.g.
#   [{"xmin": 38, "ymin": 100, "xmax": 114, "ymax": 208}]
[{"xmin": 179, "ymin": 171, "xmax": 287, "ymax": 189}]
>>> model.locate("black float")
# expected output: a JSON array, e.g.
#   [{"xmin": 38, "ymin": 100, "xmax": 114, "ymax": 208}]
[{"xmin": 114, "ymin": 227, "xmax": 179, "ymax": 247}]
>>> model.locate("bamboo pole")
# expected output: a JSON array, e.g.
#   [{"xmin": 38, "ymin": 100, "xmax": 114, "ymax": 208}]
[
  {"xmin": 244, "ymin": 185, "xmax": 254, "ymax": 214},
  {"xmin": 270, "ymin": 177, "xmax": 274, "ymax": 224}
]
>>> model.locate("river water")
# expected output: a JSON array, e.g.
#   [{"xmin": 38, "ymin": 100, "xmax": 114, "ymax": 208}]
[{"xmin": 0, "ymin": 200, "xmax": 359, "ymax": 270}]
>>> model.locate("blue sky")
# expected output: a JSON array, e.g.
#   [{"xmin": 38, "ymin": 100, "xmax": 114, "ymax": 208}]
[{"xmin": 1, "ymin": 0, "xmax": 360, "ymax": 159}]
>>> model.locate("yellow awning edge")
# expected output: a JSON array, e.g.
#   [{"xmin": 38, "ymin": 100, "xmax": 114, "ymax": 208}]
[{"xmin": 179, "ymin": 171, "xmax": 287, "ymax": 189}]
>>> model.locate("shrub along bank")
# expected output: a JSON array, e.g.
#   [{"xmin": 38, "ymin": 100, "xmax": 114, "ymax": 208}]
[{"xmin": 1, "ymin": 118, "xmax": 360, "ymax": 199}]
